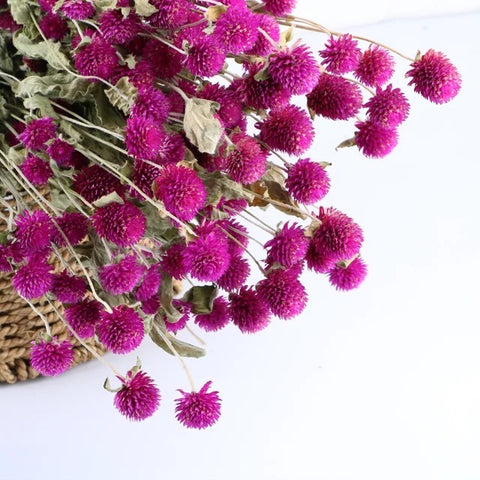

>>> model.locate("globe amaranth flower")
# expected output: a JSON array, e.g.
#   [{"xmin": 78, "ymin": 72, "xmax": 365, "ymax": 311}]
[
  {"xmin": 164, "ymin": 299, "xmax": 191, "ymax": 333},
  {"xmin": 354, "ymin": 45, "xmax": 395, "ymax": 88},
  {"xmin": 20, "ymin": 154, "xmax": 53, "ymax": 185},
  {"xmin": 74, "ymin": 37, "xmax": 118, "ymax": 80},
  {"xmin": 141, "ymin": 39, "xmax": 183, "ymax": 79},
  {"xmin": 92, "ymin": 201, "xmax": 146, "ymax": 247},
  {"xmin": 354, "ymin": 120, "xmax": 398, "ymax": 158},
  {"xmin": 194, "ymin": 296, "xmax": 231, "ymax": 332},
  {"xmin": 263, "ymin": 0, "xmax": 296, "ymax": 16},
  {"xmin": 285, "ymin": 158, "xmax": 330, "ymax": 205},
  {"xmin": 38, "ymin": 0, "xmax": 56, "ymax": 12},
  {"xmin": 99, "ymin": 255, "xmax": 144, "ymax": 295},
  {"xmin": 46, "ymin": 138, "xmax": 74, "ymax": 167},
  {"xmin": 14, "ymin": 210, "xmax": 54, "ymax": 256},
  {"xmin": 229, "ymin": 286, "xmax": 271, "ymax": 333},
  {"xmin": 19, "ymin": 117, "xmax": 57, "ymax": 151},
  {"xmin": 64, "ymin": 299, "xmax": 103, "ymax": 339},
  {"xmin": 149, "ymin": 0, "xmax": 190, "ymax": 30},
  {"xmin": 114, "ymin": 369, "xmax": 160, "ymax": 421},
  {"xmin": 130, "ymin": 160, "xmax": 161, "ymax": 199},
  {"xmin": 125, "ymin": 116, "xmax": 166, "ymax": 161},
  {"xmin": 217, "ymin": 255, "xmax": 250, "ymax": 292},
  {"xmin": 269, "ymin": 44, "xmax": 320, "ymax": 95},
  {"xmin": 73, "ymin": 164, "xmax": 125, "ymax": 203},
  {"xmin": 328, "ymin": 256, "xmax": 367, "ymax": 291},
  {"xmin": 154, "ymin": 165, "xmax": 207, "ymax": 222},
  {"xmin": 99, "ymin": 9, "xmax": 140, "ymax": 45},
  {"xmin": 135, "ymin": 264, "xmax": 161, "ymax": 301},
  {"xmin": 52, "ymin": 212, "xmax": 89, "ymax": 247},
  {"xmin": 96, "ymin": 305, "xmax": 144, "ymax": 354},
  {"xmin": 406, "ymin": 49, "xmax": 461, "ymax": 104},
  {"xmin": 175, "ymin": 381, "xmax": 221, "ymax": 429},
  {"xmin": 126, "ymin": 60, "xmax": 155, "ymax": 89},
  {"xmin": 60, "ymin": 0, "xmax": 95, "ymax": 20},
  {"xmin": 12, "ymin": 260, "xmax": 54, "ymax": 299},
  {"xmin": 319, "ymin": 34, "xmax": 361, "ymax": 74},
  {"xmin": 246, "ymin": 13, "xmax": 280, "ymax": 57},
  {"xmin": 256, "ymin": 268, "xmax": 307, "ymax": 320},
  {"xmin": 265, "ymin": 223, "xmax": 309, "ymax": 268},
  {"xmin": 306, "ymin": 73, "xmax": 363, "ymax": 120},
  {"xmin": 39, "ymin": 12, "xmax": 69, "ymax": 41},
  {"xmin": 141, "ymin": 295, "xmax": 160, "ymax": 315},
  {"xmin": 0, "ymin": 246, "xmax": 11, "ymax": 272},
  {"xmin": 0, "ymin": 10, "xmax": 20, "ymax": 32},
  {"xmin": 257, "ymin": 105, "xmax": 314, "ymax": 155},
  {"xmin": 52, "ymin": 271, "xmax": 87, "ymax": 303},
  {"xmin": 131, "ymin": 86, "xmax": 170, "ymax": 124},
  {"xmin": 156, "ymin": 132, "xmax": 186, "ymax": 166},
  {"xmin": 161, "ymin": 242, "xmax": 189, "ymax": 279},
  {"xmin": 364, "ymin": 84, "xmax": 410, "ymax": 128},
  {"xmin": 30, "ymin": 336, "xmax": 74, "ymax": 376}
]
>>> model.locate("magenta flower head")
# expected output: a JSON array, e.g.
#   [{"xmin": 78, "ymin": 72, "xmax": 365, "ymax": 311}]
[
  {"xmin": 175, "ymin": 381, "xmax": 221, "ymax": 429},
  {"xmin": 131, "ymin": 86, "xmax": 170, "ymax": 124},
  {"xmin": 229, "ymin": 286, "xmax": 271, "ymax": 333},
  {"xmin": 319, "ymin": 34, "xmax": 361, "ymax": 74},
  {"xmin": 194, "ymin": 296, "xmax": 231, "ymax": 332},
  {"xmin": 154, "ymin": 165, "xmax": 207, "ymax": 222},
  {"xmin": 263, "ymin": 0, "xmax": 296, "ymax": 16},
  {"xmin": 114, "ymin": 369, "xmax": 160, "ymax": 421},
  {"xmin": 269, "ymin": 44, "xmax": 320, "ymax": 95},
  {"xmin": 135, "ymin": 264, "xmax": 161, "ymax": 302},
  {"xmin": 246, "ymin": 14, "xmax": 280, "ymax": 57},
  {"xmin": 125, "ymin": 116, "xmax": 166, "ymax": 161},
  {"xmin": 99, "ymin": 255, "xmax": 144, "ymax": 295},
  {"xmin": 74, "ymin": 38, "xmax": 118, "ymax": 81},
  {"xmin": 257, "ymin": 105, "xmax": 314, "ymax": 156},
  {"xmin": 131, "ymin": 160, "xmax": 161, "ymax": 198},
  {"xmin": 182, "ymin": 30, "xmax": 226, "ymax": 78},
  {"xmin": 364, "ymin": 84, "xmax": 410, "ymax": 128},
  {"xmin": 406, "ymin": 49, "xmax": 461, "ymax": 104},
  {"xmin": 149, "ymin": 0, "xmax": 190, "ymax": 30},
  {"xmin": 217, "ymin": 254, "xmax": 250, "ymax": 292},
  {"xmin": 164, "ymin": 299, "xmax": 191, "ymax": 333},
  {"xmin": 265, "ymin": 223, "xmax": 309, "ymax": 268},
  {"xmin": 64, "ymin": 299, "xmax": 103, "ymax": 339},
  {"xmin": 19, "ymin": 117, "xmax": 57, "ymax": 151},
  {"xmin": 307, "ymin": 73, "xmax": 363, "ymax": 121},
  {"xmin": 60, "ymin": 0, "xmax": 95, "ymax": 20},
  {"xmin": 92, "ymin": 201, "xmax": 146, "ymax": 247},
  {"xmin": 46, "ymin": 138, "xmax": 74, "ymax": 167},
  {"xmin": 285, "ymin": 158, "xmax": 330, "ymax": 205},
  {"xmin": 0, "ymin": 10, "xmax": 21, "ymax": 32},
  {"xmin": 141, "ymin": 39, "xmax": 183, "ymax": 79},
  {"xmin": 161, "ymin": 242, "xmax": 188, "ymax": 280},
  {"xmin": 52, "ymin": 212, "xmax": 88, "ymax": 247},
  {"xmin": 30, "ymin": 336, "xmax": 74, "ymax": 376},
  {"xmin": 52, "ymin": 271, "xmax": 87, "ymax": 303},
  {"xmin": 39, "ymin": 12, "xmax": 69, "ymax": 41},
  {"xmin": 354, "ymin": 120, "xmax": 398, "ymax": 158},
  {"xmin": 354, "ymin": 45, "xmax": 395, "ymax": 88},
  {"xmin": 96, "ymin": 305, "xmax": 144, "ymax": 354},
  {"xmin": 15, "ymin": 210, "xmax": 54, "ymax": 256},
  {"xmin": 73, "ymin": 164, "xmax": 125, "ymax": 203},
  {"xmin": 99, "ymin": 9, "xmax": 140, "ymax": 45},
  {"xmin": 12, "ymin": 260, "xmax": 54, "ymax": 299},
  {"xmin": 328, "ymin": 256, "xmax": 367, "ymax": 291},
  {"xmin": 20, "ymin": 154, "xmax": 53, "ymax": 185}
]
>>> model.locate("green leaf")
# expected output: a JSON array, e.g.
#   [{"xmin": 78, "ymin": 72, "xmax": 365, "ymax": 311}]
[
  {"xmin": 0, "ymin": 36, "xmax": 13, "ymax": 73},
  {"xmin": 8, "ymin": 0, "xmax": 31, "ymax": 25},
  {"xmin": 182, "ymin": 285, "xmax": 217, "ymax": 314},
  {"xmin": 149, "ymin": 322, "xmax": 206, "ymax": 358},
  {"xmin": 199, "ymin": 170, "xmax": 254, "ymax": 205},
  {"xmin": 134, "ymin": 0, "xmax": 158, "ymax": 16},
  {"xmin": 104, "ymin": 77, "xmax": 138, "ymax": 116},
  {"xmin": 93, "ymin": 0, "xmax": 119, "ymax": 11},
  {"xmin": 92, "ymin": 190, "xmax": 124, "ymax": 208},
  {"xmin": 141, "ymin": 202, "xmax": 173, "ymax": 239},
  {"xmin": 0, "ymin": 96, "xmax": 8, "ymax": 120},
  {"xmin": 91, "ymin": 88, "xmax": 126, "ymax": 132},
  {"xmin": 22, "ymin": 94, "xmax": 57, "ymax": 119}
]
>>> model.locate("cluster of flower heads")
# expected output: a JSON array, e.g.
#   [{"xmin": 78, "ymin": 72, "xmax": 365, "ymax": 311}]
[{"xmin": 0, "ymin": 0, "xmax": 460, "ymax": 426}]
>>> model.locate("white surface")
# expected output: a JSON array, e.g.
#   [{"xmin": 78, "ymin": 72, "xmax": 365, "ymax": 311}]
[{"xmin": 2, "ymin": 9, "xmax": 480, "ymax": 480}]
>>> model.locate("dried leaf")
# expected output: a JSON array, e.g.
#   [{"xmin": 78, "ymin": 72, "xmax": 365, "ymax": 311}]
[
  {"xmin": 133, "ymin": 0, "xmax": 158, "ymax": 16},
  {"xmin": 92, "ymin": 191, "xmax": 124, "ymax": 208},
  {"xmin": 150, "ymin": 323, "xmax": 206, "ymax": 358},
  {"xmin": 205, "ymin": 5, "xmax": 227, "ymax": 21},
  {"xmin": 182, "ymin": 285, "xmax": 217, "ymax": 314},
  {"xmin": 336, "ymin": 137, "xmax": 356, "ymax": 150},
  {"xmin": 0, "ymin": 36, "xmax": 13, "ymax": 73},
  {"xmin": 104, "ymin": 77, "xmax": 138, "ymax": 115},
  {"xmin": 199, "ymin": 170, "xmax": 254, "ymax": 204},
  {"xmin": 280, "ymin": 26, "xmax": 295, "ymax": 46},
  {"xmin": 22, "ymin": 94, "xmax": 57, "ymax": 119}
]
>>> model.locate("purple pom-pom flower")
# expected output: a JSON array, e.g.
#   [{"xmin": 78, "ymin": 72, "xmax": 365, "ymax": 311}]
[
  {"xmin": 285, "ymin": 158, "xmax": 330, "ymax": 205},
  {"xmin": 99, "ymin": 255, "xmax": 144, "ymax": 295},
  {"xmin": 30, "ymin": 336, "xmax": 74, "ymax": 376},
  {"xmin": 328, "ymin": 257, "xmax": 368, "ymax": 291}
]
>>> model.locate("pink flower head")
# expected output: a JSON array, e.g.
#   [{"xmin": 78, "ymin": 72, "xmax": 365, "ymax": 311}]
[
  {"xmin": 127, "ymin": 60, "xmax": 155, "ymax": 89},
  {"xmin": 52, "ymin": 212, "xmax": 88, "ymax": 247},
  {"xmin": 12, "ymin": 260, "xmax": 54, "ymax": 299},
  {"xmin": 154, "ymin": 165, "xmax": 207, "ymax": 222},
  {"xmin": 20, "ymin": 154, "xmax": 53, "ymax": 185},
  {"xmin": 218, "ymin": 218, "xmax": 249, "ymax": 257},
  {"xmin": 354, "ymin": 120, "xmax": 398, "ymax": 158},
  {"xmin": 156, "ymin": 132, "xmax": 186, "ymax": 166},
  {"xmin": 0, "ymin": 246, "xmax": 12, "ymax": 272},
  {"xmin": 354, "ymin": 45, "xmax": 395, "ymax": 88},
  {"xmin": 64, "ymin": 299, "xmax": 103, "ymax": 339},
  {"xmin": 19, "ymin": 117, "xmax": 57, "ymax": 151},
  {"xmin": 194, "ymin": 296, "xmax": 231, "ymax": 332},
  {"xmin": 0, "ymin": 10, "xmax": 21, "ymax": 32},
  {"xmin": 142, "ymin": 39, "xmax": 183, "ymax": 79},
  {"xmin": 91, "ymin": 201, "xmax": 146, "ymax": 247},
  {"xmin": 60, "ymin": 0, "xmax": 95, "ymax": 19},
  {"xmin": 182, "ymin": 30, "xmax": 226, "ymax": 78},
  {"xmin": 96, "ymin": 305, "xmax": 144, "ymax": 354},
  {"xmin": 364, "ymin": 84, "xmax": 410, "ymax": 128},
  {"xmin": 164, "ymin": 299, "xmax": 191, "ymax": 333},
  {"xmin": 135, "ymin": 264, "xmax": 161, "ymax": 301},
  {"xmin": 256, "ymin": 268, "xmax": 307, "ymax": 319},
  {"xmin": 246, "ymin": 14, "xmax": 280, "ymax": 57},
  {"xmin": 125, "ymin": 116, "xmax": 166, "ymax": 161},
  {"xmin": 99, "ymin": 9, "xmax": 140, "ymax": 45},
  {"xmin": 217, "ymin": 255, "xmax": 250, "ymax": 292},
  {"xmin": 39, "ymin": 12, "xmax": 69, "ymax": 41},
  {"xmin": 263, "ymin": 0, "xmax": 296, "ymax": 16},
  {"xmin": 130, "ymin": 160, "xmax": 161, "ymax": 198},
  {"xmin": 265, "ymin": 223, "xmax": 309, "ymax": 268},
  {"xmin": 73, "ymin": 164, "xmax": 125, "ymax": 203},
  {"xmin": 257, "ymin": 105, "xmax": 314, "ymax": 155},
  {"xmin": 30, "ymin": 336, "xmax": 74, "ymax": 376},
  {"xmin": 319, "ymin": 34, "xmax": 361, "ymax": 74},
  {"xmin": 141, "ymin": 295, "xmax": 160, "ymax": 315},
  {"xmin": 114, "ymin": 369, "xmax": 160, "ymax": 421},
  {"xmin": 269, "ymin": 44, "xmax": 320, "ymax": 95},
  {"xmin": 161, "ymin": 242, "xmax": 188, "ymax": 279},
  {"xmin": 99, "ymin": 255, "xmax": 144, "ymax": 295},
  {"xmin": 46, "ymin": 138, "xmax": 74, "ymax": 167},
  {"xmin": 406, "ymin": 49, "xmax": 461, "ymax": 104},
  {"xmin": 74, "ymin": 38, "xmax": 118, "ymax": 80},
  {"xmin": 52, "ymin": 271, "xmax": 87, "ymax": 303},
  {"xmin": 71, "ymin": 27, "xmax": 97, "ymax": 49},
  {"xmin": 328, "ymin": 256, "xmax": 367, "ymax": 291},
  {"xmin": 131, "ymin": 86, "xmax": 170, "ymax": 124},
  {"xmin": 306, "ymin": 73, "xmax": 363, "ymax": 120},
  {"xmin": 229, "ymin": 286, "xmax": 271, "ymax": 333},
  {"xmin": 38, "ymin": 0, "xmax": 56, "ymax": 12},
  {"xmin": 149, "ymin": 0, "xmax": 190, "ymax": 30},
  {"xmin": 285, "ymin": 158, "xmax": 330, "ymax": 205},
  {"xmin": 15, "ymin": 210, "xmax": 54, "ymax": 255},
  {"xmin": 175, "ymin": 381, "xmax": 221, "ymax": 429}
]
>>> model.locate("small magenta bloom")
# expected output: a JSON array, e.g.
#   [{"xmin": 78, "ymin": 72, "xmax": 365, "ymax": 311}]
[
  {"xmin": 96, "ymin": 305, "xmax": 144, "ymax": 354},
  {"xmin": 149, "ymin": 0, "xmax": 190, "ymax": 30},
  {"xmin": 175, "ymin": 381, "xmax": 221, "ymax": 429},
  {"xmin": 194, "ymin": 296, "xmax": 231, "ymax": 332},
  {"xmin": 60, "ymin": 0, "xmax": 95, "ymax": 20},
  {"xmin": 12, "ymin": 260, "xmax": 54, "ymax": 299},
  {"xmin": 365, "ymin": 84, "xmax": 410, "ymax": 128},
  {"xmin": 246, "ymin": 14, "xmax": 280, "ymax": 57},
  {"xmin": 406, "ymin": 49, "xmax": 461, "ymax": 104},
  {"xmin": 307, "ymin": 73, "xmax": 363, "ymax": 120},
  {"xmin": 164, "ymin": 299, "xmax": 191, "ymax": 333},
  {"xmin": 46, "ymin": 138, "xmax": 74, "ymax": 167},
  {"xmin": 182, "ymin": 31, "xmax": 226, "ymax": 78},
  {"xmin": 19, "ymin": 117, "xmax": 57, "ymax": 151},
  {"xmin": 135, "ymin": 264, "xmax": 161, "ymax": 302},
  {"xmin": 131, "ymin": 160, "xmax": 161, "ymax": 198},
  {"xmin": 99, "ymin": 9, "xmax": 140, "ymax": 45},
  {"xmin": 52, "ymin": 271, "xmax": 86, "ymax": 303},
  {"xmin": 73, "ymin": 164, "xmax": 124, "ymax": 203},
  {"xmin": 229, "ymin": 286, "xmax": 271, "ymax": 333},
  {"xmin": 141, "ymin": 39, "xmax": 183, "ymax": 79},
  {"xmin": 156, "ymin": 132, "xmax": 186, "ymax": 166},
  {"xmin": 20, "ymin": 155, "xmax": 53, "ymax": 185},
  {"xmin": 263, "ymin": 0, "xmax": 296, "ymax": 16},
  {"xmin": 285, "ymin": 158, "xmax": 330, "ymax": 205},
  {"xmin": 125, "ymin": 116, "xmax": 166, "ymax": 161},
  {"xmin": 131, "ymin": 86, "xmax": 170, "ymax": 124},
  {"xmin": 74, "ymin": 38, "xmax": 118, "ymax": 80},
  {"xmin": 265, "ymin": 223, "xmax": 309, "ymax": 268},
  {"xmin": 64, "ymin": 299, "xmax": 103, "ymax": 339},
  {"xmin": 354, "ymin": 45, "xmax": 395, "ymax": 88},
  {"xmin": 15, "ymin": 210, "xmax": 53, "ymax": 255},
  {"xmin": 217, "ymin": 255, "xmax": 250, "ymax": 292},
  {"xmin": 141, "ymin": 295, "xmax": 160, "ymax": 315},
  {"xmin": 161, "ymin": 242, "xmax": 188, "ymax": 279},
  {"xmin": 39, "ymin": 12, "xmax": 69, "ymax": 41},
  {"xmin": 0, "ymin": 10, "xmax": 20, "ymax": 32},
  {"xmin": 52, "ymin": 212, "xmax": 88, "ymax": 247},
  {"xmin": 114, "ymin": 369, "xmax": 161, "ymax": 421},
  {"xmin": 30, "ymin": 336, "xmax": 74, "ymax": 376},
  {"xmin": 319, "ymin": 34, "xmax": 361, "ymax": 74},
  {"xmin": 99, "ymin": 255, "xmax": 144, "ymax": 295},
  {"xmin": 355, "ymin": 120, "xmax": 398, "ymax": 158},
  {"xmin": 328, "ymin": 257, "xmax": 368, "ymax": 291}
]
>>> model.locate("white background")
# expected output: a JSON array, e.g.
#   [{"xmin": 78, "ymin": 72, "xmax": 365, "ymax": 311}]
[{"xmin": 2, "ymin": 3, "xmax": 480, "ymax": 480}]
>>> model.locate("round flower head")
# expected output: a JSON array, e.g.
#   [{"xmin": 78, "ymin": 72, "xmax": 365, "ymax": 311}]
[
  {"xmin": 141, "ymin": 295, "xmax": 160, "ymax": 315},
  {"xmin": 256, "ymin": 268, "xmax": 307, "ymax": 320},
  {"xmin": 156, "ymin": 132, "xmax": 186, "ymax": 166},
  {"xmin": 269, "ymin": 44, "xmax": 320, "ymax": 95},
  {"xmin": 20, "ymin": 154, "xmax": 53, "ymax": 185},
  {"xmin": 229, "ymin": 286, "xmax": 271, "ymax": 333},
  {"xmin": 60, "ymin": 0, "xmax": 95, "ymax": 19},
  {"xmin": 0, "ymin": 10, "xmax": 21, "ymax": 32},
  {"xmin": 99, "ymin": 9, "xmax": 140, "ymax": 45},
  {"xmin": 74, "ymin": 38, "xmax": 118, "ymax": 80},
  {"xmin": 306, "ymin": 73, "xmax": 363, "ymax": 120},
  {"xmin": 257, "ymin": 105, "xmax": 314, "ymax": 155},
  {"xmin": 52, "ymin": 271, "xmax": 87, "ymax": 303},
  {"xmin": 0, "ymin": 246, "xmax": 11, "ymax": 273},
  {"xmin": 131, "ymin": 86, "xmax": 170, "ymax": 124},
  {"xmin": 406, "ymin": 49, "xmax": 461, "ymax": 104},
  {"xmin": 354, "ymin": 120, "xmax": 398, "ymax": 158},
  {"xmin": 194, "ymin": 296, "xmax": 231, "ymax": 332},
  {"xmin": 264, "ymin": 223, "xmax": 309, "ymax": 268},
  {"xmin": 38, "ymin": 0, "xmax": 56, "ymax": 11},
  {"xmin": 71, "ymin": 27, "xmax": 96, "ymax": 49},
  {"xmin": 125, "ymin": 116, "xmax": 166, "ymax": 161},
  {"xmin": 19, "ymin": 117, "xmax": 57, "ymax": 151},
  {"xmin": 92, "ymin": 201, "xmax": 146, "ymax": 247},
  {"xmin": 364, "ymin": 84, "xmax": 410, "ymax": 128},
  {"xmin": 114, "ymin": 369, "xmax": 160, "ymax": 421},
  {"xmin": 354, "ymin": 45, "xmax": 395, "ymax": 88},
  {"xmin": 39, "ymin": 12, "xmax": 69, "ymax": 41},
  {"xmin": 328, "ymin": 256, "xmax": 367, "ymax": 291},
  {"xmin": 319, "ymin": 34, "xmax": 361, "ymax": 74},
  {"xmin": 30, "ymin": 336, "xmax": 74, "ymax": 376},
  {"xmin": 285, "ymin": 158, "xmax": 330, "ymax": 205},
  {"xmin": 182, "ymin": 31, "xmax": 226, "ymax": 78},
  {"xmin": 149, "ymin": 0, "xmax": 190, "ymax": 30},
  {"xmin": 12, "ymin": 260, "xmax": 54, "ymax": 299},
  {"xmin": 217, "ymin": 255, "xmax": 250, "ymax": 292},
  {"xmin": 52, "ymin": 212, "xmax": 88, "ymax": 247},
  {"xmin": 142, "ymin": 39, "xmax": 183, "ymax": 79},
  {"xmin": 73, "ymin": 164, "xmax": 125, "ymax": 203},
  {"xmin": 127, "ymin": 60, "xmax": 155, "ymax": 89},
  {"xmin": 46, "ymin": 138, "xmax": 74, "ymax": 167},
  {"xmin": 131, "ymin": 160, "xmax": 161, "ymax": 199},
  {"xmin": 175, "ymin": 381, "xmax": 221, "ymax": 429},
  {"xmin": 99, "ymin": 255, "xmax": 144, "ymax": 295},
  {"xmin": 154, "ymin": 165, "xmax": 207, "ymax": 222},
  {"xmin": 161, "ymin": 242, "xmax": 188, "ymax": 279},
  {"xmin": 96, "ymin": 305, "xmax": 144, "ymax": 354},
  {"xmin": 64, "ymin": 299, "xmax": 103, "ymax": 339},
  {"xmin": 135, "ymin": 264, "xmax": 161, "ymax": 302},
  {"xmin": 15, "ymin": 210, "xmax": 53, "ymax": 256},
  {"xmin": 164, "ymin": 299, "xmax": 191, "ymax": 333},
  {"xmin": 263, "ymin": 0, "xmax": 296, "ymax": 16},
  {"xmin": 246, "ymin": 14, "xmax": 280, "ymax": 57}
]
